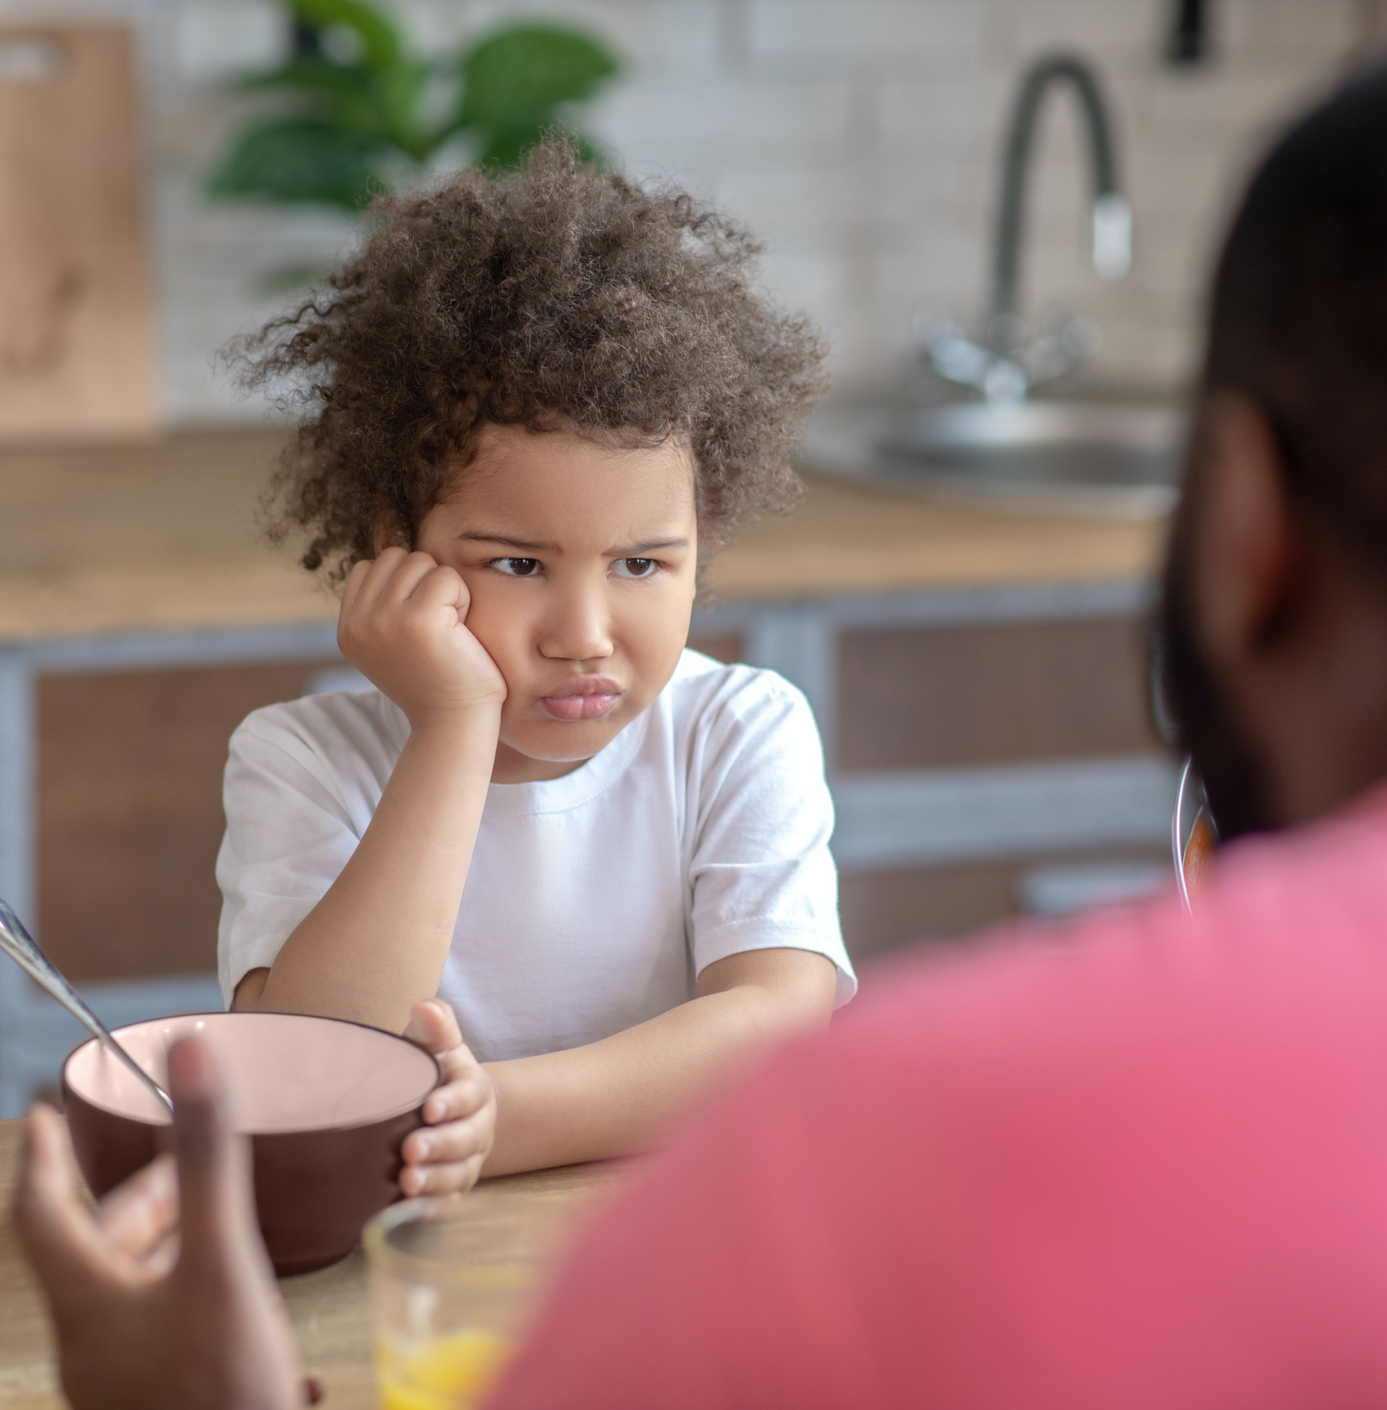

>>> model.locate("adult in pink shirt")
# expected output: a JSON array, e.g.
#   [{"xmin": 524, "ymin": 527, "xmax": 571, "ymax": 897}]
[
  {"xmin": 18, "ymin": 60, "xmax": 1387, "ymax": 1410},
  {"xmin": 489, "ymin": 799, "xmax": 1387, "ymax": 1408},
  {"xmin": 488, "ymin": 58, "xmax": 1387, "ymax": 1409}
]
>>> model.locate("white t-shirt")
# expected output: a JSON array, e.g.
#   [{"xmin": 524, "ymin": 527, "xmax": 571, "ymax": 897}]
[{"xmin": 216, "ymin": 650, "xmax": 855, "ymax": 1061}]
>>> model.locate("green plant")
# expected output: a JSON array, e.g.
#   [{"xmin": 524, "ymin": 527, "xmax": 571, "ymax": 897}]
[{"xmin": 205, "ymin": 0, "xmax": 621, "ymax": 212}]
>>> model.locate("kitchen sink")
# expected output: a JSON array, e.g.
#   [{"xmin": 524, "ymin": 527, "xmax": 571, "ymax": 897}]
[{"xmin": 800, "ymin": 400, "xmax": 1187, "ymax": 518}]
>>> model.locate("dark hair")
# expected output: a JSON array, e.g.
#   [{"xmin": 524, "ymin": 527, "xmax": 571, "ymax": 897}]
[
  {"xmin": 237, "ymin": 141, "xmax": 829, "ymax": 584},
  {"xmin": 1159, "ymin": 64, "xmax": 1387, "ymax": 838},
  {"xmin": 1201, "ymin": 61, "xmax": 1387, "ymax": 569}
]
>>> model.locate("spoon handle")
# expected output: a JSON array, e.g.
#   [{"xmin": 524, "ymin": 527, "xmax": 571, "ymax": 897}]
[{"xmin": 0, "ymin": 898, "xmax": 174, "ymax": 1114}]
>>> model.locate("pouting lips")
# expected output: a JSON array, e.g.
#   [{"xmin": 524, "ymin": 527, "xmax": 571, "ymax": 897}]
[{"xmin": 539, "ymin": 690, "xmax": 620, "ymax": 721}]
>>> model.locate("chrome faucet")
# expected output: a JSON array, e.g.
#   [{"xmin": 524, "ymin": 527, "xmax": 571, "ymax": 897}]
[{"xmin": 926, "ymin": 53, "xmax": 1132, "ymax": 403}]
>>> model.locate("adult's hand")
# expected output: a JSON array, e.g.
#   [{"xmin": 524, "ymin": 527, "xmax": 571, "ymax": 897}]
[
  {"xmin": 12, "ymin": 1038, "xmax": 302, "ymax": 1410},
  {"xmin": 401, "ymin": 998, "xmax": 497, "ymax": 1198}
]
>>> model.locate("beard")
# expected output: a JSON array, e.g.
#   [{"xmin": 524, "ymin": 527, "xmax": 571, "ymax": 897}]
[{"xmin": 1158, "ymin": 522, "xmax": 1275, "ymax": 841}]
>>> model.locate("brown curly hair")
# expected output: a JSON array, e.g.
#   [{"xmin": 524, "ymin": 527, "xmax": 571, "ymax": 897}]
[{"xmin": 237, "ymin": 141, "xmax": 829, "ymax": 585}]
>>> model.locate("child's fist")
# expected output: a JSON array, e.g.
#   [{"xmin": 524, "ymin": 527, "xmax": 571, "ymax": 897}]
[
  {"xmin": 338, "ymin": 548, "xmax": 506, "ymax": 725},
  {"xmin": 400, "ymin": 999, "xmax": 496, "ymax": 1201}
]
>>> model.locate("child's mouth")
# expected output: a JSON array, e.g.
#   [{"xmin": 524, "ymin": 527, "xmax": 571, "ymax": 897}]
[{"xmin": 539, "ymin": 682, "xmax": 621, "ymax": 721}]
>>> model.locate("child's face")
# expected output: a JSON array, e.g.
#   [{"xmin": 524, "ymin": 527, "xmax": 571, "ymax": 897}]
[{"xmin": 416, "ymin": 423, "xmax": 699, "ymax": 784}]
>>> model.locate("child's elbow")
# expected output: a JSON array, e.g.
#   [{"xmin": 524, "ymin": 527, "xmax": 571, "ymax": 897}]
[
  {"xmin": 704, "ymin": 948, "xmax": 838, "ymax": 1043},
  {"xmin": 770, "ymin": 952, "xmax": 839, "ymax": 1034},
  {"xmin": 230, "ymin": 967, "xmax": 270, "ymax": 1011}
]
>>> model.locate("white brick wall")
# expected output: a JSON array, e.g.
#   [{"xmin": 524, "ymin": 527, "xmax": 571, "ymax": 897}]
[{"xmin": 2, "ymin": 0, "xmax": 1372, "ymax": 420}]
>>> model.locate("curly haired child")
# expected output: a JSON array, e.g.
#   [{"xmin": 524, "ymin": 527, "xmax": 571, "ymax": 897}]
[{"xmin": 217, "ymin": 142, "xmax": 856, "ymax": 1195}]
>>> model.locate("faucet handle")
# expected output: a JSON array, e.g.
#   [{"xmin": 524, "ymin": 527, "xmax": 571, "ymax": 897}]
[
  {"xmin": 922, "ymin": 319, "xmax": 992, "ymax": 388},
  {"xmin": 918, "ymin": 313, "xmax": 1101, "ymax": 403}
]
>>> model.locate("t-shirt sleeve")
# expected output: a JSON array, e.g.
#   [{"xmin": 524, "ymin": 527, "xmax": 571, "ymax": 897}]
[
  {"xmin": 687, "ymin": 675, "xmax": 855, "ymax": 1005},
  {"xmin": 215, "ymin": 714, "xmax": 368, "ymax": 1007}
]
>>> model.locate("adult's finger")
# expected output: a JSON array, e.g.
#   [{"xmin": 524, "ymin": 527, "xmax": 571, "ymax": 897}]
[
  {"xmin": 11, "ymin": 1105, "xmax": 109, "ymax": 1319},
  {"xmin": 168, "ymin": 1040, "xmax": 306, "ymax": 1410},
  {"xmin": 96, "ymin": 1152, "xmax": 179, "ymax": 1260},
  {"xmin": 137, "ymin": 1228, "xmax": 182, "ymax": 1281},
  {"xmin": 166, "ymin": 1038, "xmax": 261, "ymax": 1287}
]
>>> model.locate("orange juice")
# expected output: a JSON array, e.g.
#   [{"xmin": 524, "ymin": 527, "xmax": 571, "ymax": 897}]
[
  {"xmin": 377, "ymin": 1329, "xmax": 513, "ymax": 1410},
  {"xmin": 1183, "ymin": 812, "xmax": 1217, "ymax": 890}
]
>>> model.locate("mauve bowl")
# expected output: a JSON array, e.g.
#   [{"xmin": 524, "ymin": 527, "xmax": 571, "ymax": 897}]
[{"xmin": 62, "ymin": 1011, "xmax": 441, "ymax": 1276}]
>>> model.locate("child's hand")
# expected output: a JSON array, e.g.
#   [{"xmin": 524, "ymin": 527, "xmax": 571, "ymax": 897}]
[
  {"xmin": 401, "ymin": 999, "xmax": 497, "ymax": 1201},
  {"xmin": 339, "ymin": 547, "xmax": 507, "ymax": 725}
]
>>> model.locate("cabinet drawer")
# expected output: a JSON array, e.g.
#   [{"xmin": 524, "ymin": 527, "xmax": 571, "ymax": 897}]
[
  {"xmin": 836, "ymin": 616, "xmax": 1159, "ymax": 773},
  {"xmin": 38, "ymin": 660, "xmax": 335, "ymax": 982},
  {"xmin": 840, "ymin": 845, "xmax": 1170, "ymax": 968}
]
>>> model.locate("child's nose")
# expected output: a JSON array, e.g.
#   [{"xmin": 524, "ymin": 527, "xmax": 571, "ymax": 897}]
[{"xmin": 538, "ymin": 586, "xmax": 614, "ymax": 662}]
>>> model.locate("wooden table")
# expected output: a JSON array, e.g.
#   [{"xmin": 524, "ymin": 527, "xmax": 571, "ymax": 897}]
[{"xmin": 0, "ymin": 1117, "xmax": 630, "ymax": 1409}]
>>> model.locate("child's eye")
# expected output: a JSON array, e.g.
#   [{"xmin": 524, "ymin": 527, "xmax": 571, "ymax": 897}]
[
  {"xmin": 490, "ymin": 557, "xmax": 541, "ymax": 577},
  {"xmin": 611, "ymin": 557, "xmax": 658, "ymax": 579}
]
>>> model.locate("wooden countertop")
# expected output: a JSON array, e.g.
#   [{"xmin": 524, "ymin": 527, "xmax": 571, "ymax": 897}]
[
  {"xmin": 0, "ymin": 1116, "xmax": 629, "ymax": 1408},
  {"xmin": 0, "ymin": 429, "xmax": 1168, "ymax": 644}
]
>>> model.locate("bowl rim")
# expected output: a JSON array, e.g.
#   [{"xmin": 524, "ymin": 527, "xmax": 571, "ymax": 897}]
[{"xmin": 61, "ymin": 1010, "xmax": 442, "ymax": 1133}]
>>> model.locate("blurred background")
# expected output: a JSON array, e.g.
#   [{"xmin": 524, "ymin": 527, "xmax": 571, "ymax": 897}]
[{"xmin": 0, "ymin": 0, "xmax": 1381, "ymax": 1113}]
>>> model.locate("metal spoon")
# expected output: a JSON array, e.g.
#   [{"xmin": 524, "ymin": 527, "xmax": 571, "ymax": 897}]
[{"xmin": 0, "ymin": 897, "xmax": 174, "ymax": 1115}]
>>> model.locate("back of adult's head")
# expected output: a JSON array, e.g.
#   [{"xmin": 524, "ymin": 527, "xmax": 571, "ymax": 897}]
[
  {"xmin": 1162, "ymin": 63, "xmax": 1387, "ymax": 838},
  {"xmin": 1204, "ymin": 59, "xmax": 1387, "ymax": 573}
]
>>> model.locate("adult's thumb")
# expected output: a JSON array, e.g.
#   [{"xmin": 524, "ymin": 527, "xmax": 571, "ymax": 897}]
[{"xmin": 168, "ymin": 1037, "xmax": 259, "ymax": 1279}]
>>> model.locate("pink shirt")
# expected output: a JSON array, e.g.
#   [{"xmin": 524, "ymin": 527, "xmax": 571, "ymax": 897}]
[{"xmin": 489, "ymin": 781, "xmax": 1387, "ymax": 1410}]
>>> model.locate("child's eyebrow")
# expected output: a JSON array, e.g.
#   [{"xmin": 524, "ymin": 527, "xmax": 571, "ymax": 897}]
[
  {"xmin": 455, "ymin": 531, "xmax": 555, "ymax": 551},
  {"xmin": 611, "ymin": 537, "xmax": 690, "ymax": 555},
  {"xmin": 455, "ymin": 532, "xmax": 691, "ymax": 555}
]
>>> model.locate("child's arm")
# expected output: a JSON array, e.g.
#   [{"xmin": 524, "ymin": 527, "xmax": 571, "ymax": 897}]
[
  {"xmin": 479, "ymin": 946, "xmax": 837, "ymax": 1175},
  {"xmin": 234, "ymin": 547, "xmax": 505, "ymax": 1031}
]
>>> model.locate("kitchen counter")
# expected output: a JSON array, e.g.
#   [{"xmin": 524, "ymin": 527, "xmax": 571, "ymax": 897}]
[{"xmin": 0, "ymin": 428, "xmax": 1168, "ymax": 643}]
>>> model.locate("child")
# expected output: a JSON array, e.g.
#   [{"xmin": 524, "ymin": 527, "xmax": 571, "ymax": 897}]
[{"xmin": 217, "ymin": 143, "xmax": 855, "ymax": 1194}]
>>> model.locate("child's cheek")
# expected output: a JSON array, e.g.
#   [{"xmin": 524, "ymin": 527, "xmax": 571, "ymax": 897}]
[{"xmin": 459, "ymin": 591, "xmax": 520, "ymax": 684}]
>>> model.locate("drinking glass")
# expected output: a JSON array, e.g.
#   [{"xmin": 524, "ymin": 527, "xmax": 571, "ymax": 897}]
[
  {"xmin": 365, "ymin": 1197, "xmax": 540, "ymax": 1410},
  {"xmin": 1172, "ymin": 756, "xmax": 1218, "ymax": 911}
]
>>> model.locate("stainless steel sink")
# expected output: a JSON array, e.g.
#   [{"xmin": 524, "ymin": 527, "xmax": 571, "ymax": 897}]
[{"xmin": 800, "ymin": 400, "xmax": 1187, "ymax": 519}]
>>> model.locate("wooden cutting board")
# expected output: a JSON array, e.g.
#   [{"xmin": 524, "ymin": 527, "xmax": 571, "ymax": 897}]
[{"xmin": 0, "ymin": 24, "xmax": 157, "ymax": 442}]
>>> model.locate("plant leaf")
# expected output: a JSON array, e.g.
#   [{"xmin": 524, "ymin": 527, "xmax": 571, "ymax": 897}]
[
  {"xmin": 237, "ymin": 57, "xmax": 375, "ymax": 98},
  {"xmin": 204, "ymin": 117, "xmax": 387, "ymax": 211},
  {"xmin": 457, "ymin": 25, "xmax": 619, "ymax": 130},
  {"xmin": 372, "ymin": 59, "xmax": 436, "ymax": 159},
  {"xmin": 286, "ymin": 0, "xmax": 402, "ymax": 71},
  {"xmin": 233, "ymin": 55, "xmax": 435, "ymax": 154},
  {"xmin": 473, "ymin": 122, "xmax": 607, "ymax": 173}
]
